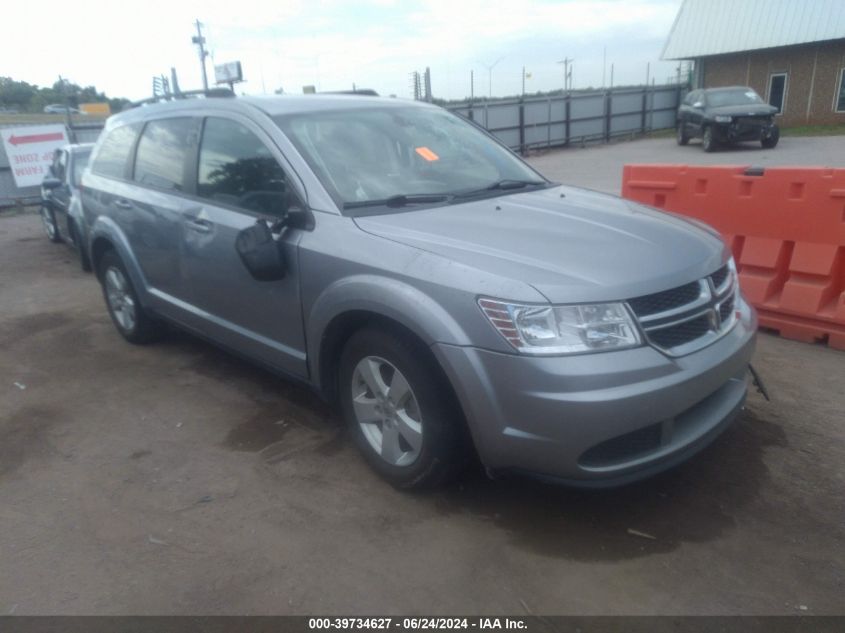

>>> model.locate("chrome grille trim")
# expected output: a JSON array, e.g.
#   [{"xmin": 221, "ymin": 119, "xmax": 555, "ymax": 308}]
[
  {"xmin": 627, "ymin": 266, "xmax": 740, "ymax": 357},
  {"xmin": 637, "ymin": 280, "xmax": 711, "ymax": 325}
]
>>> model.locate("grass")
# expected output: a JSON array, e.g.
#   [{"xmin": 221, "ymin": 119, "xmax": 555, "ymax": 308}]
[{"xmin": 780, "ymin": 124, "xmax": 845, "ymax": 137}]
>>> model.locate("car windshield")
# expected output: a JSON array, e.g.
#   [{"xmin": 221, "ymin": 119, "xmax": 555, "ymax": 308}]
[
  {"xmin": 72, "ymin": 149, "xmax": 92, "ymax": 186},
  {"xmin": 706, "ymin": 89, "xmax": 764, "ymax": 107},
  {"xmin": 274, "ymin": 105, "xmax": 546, "ymax": 213}
]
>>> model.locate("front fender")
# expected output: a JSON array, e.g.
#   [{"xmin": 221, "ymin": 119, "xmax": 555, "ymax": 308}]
[
  {"xmin": 306, "ymin": 274, "xmax": 473, "ymax": 390},
  {"xmin": 89, "ymin": 216, "xmax": 151, "ymax": 308}
]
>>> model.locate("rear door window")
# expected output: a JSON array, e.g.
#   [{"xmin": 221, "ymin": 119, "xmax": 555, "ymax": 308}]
[
  {"xmin": 133, "ymin": 118, "xmax": 195, "ymax": 192},
  {"xmin": 196, "ymin": 117, "xmax": 291, "ymax": 217},
  {"xmin": 91, "ymin": 123, "xmax": 140, "ymax": 179}
]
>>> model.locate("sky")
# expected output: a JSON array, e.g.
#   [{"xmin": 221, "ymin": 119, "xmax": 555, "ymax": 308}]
[{"xmin": 2, "ymin": 0, "xmax": 684, "ymax": 102}]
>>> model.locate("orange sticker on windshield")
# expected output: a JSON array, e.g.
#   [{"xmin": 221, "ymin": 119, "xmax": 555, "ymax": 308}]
[{"xmin": 415, "ymin": 146, "xmax": 439, "ymax": 161}]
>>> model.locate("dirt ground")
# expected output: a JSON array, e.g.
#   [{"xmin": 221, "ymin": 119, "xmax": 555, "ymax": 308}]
[{"xmin": 1, "ymin": 138, "xmax": 843, "ymax": 615}]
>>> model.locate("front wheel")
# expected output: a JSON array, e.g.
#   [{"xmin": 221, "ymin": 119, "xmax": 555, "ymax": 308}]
[
  {"xmin": 676, "ymin": 123, "xmax": 689, "ymax": 146},
  {"xmin": 339, "ymin": 328, "xmax": 467, "ymax": 489},
  {"xmin": 761, "ymin": 125, "xmax": 780, "ymax": 149},
  {"xmin": 98, "ymin": 250, "xmax": 163, "ymax": 344},
  {"xmin": 702, "ymin": 126, "xmax": 717, "ymax": 152},
  {"xmin": 40, "ymin": 205, "xmax": 61, "ymax": 243}
]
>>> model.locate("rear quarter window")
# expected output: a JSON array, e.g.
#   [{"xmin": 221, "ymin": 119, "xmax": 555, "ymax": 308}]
[{"xmin": 92, "ymin": 123, "xmax": 140, "ymax": 179}]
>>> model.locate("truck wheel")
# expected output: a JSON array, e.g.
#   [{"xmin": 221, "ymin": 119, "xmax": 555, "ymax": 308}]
[
  {"xmin": 339, "ymin": 328, "xmax": 467, "ymax": 489},
  {"xmin": 761, "ymin": 125, "xmax": 780, "ymax": 149},
  {"xmin": 676, "ymin": 123, "xmax": 689, "ymax": 146},
  {"xmin": 702, "ymin": 126, "xmax": 717, "ymax": 152},
  {"xmin": 98, "ymin": 250, "xmax": 163, "ymax": 344},
  {"xmin": 40, "ymin": 205, "xmax": 62, "ymax": 243}
]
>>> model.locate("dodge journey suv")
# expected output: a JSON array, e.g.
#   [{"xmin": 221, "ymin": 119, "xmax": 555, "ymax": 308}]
[{"xmin": 81, "ymin": 93, "xmax": 756, "ymax": 489}]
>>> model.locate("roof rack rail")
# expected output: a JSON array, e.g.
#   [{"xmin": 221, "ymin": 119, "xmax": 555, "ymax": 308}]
[
  {"xmin": 321, "ymin": 89, "xmax": 379, "ymax": 97},
  {"xmin": 126, "ymin": 87, "xmax": 235, "ymax": 110}
]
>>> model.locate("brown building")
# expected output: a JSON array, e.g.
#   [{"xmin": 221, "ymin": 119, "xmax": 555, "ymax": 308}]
[{"xmin": 663, "ymin": 0, "xmax": 845, "ymax": 127}]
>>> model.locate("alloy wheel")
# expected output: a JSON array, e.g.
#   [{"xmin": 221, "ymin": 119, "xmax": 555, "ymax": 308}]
[
  {"xmin": 41, "ymin": 207, "xmax": 56, "ymax": 240},
  {"xmin": 350, "ymin": 356, "xmax": 423, "ymax": 467},
  {"xmin": 105, "ymin": 266, "xmax": 137, "ymax": 333}
]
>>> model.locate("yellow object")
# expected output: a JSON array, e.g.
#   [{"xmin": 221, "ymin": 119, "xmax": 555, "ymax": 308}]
[{"xmin": 79, "ymin": 102, "xmax": 111, "ymax": 115}]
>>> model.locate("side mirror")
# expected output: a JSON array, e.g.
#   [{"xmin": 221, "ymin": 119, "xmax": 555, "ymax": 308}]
[
  {"xmin": 42, "ymin": 177, "xmax": 62, "ymax": 190},
  {"xmin": 235, "ymin": 220, "xmax": 287, "ymax": 281},
  {"xmin": 693, "ymin": 101, "xmax": 704, "ymax": 108}
]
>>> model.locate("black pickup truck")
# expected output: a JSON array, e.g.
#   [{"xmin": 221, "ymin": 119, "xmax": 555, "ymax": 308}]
[{"xmin": 677, "ymin": 86, "xmax": 779, "ymax": 152}]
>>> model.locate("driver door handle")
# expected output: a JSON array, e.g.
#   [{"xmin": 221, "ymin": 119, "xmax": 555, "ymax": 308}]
[{"xmin": 186, "ymin": 218, "xmax": 212, "ymax": 234}]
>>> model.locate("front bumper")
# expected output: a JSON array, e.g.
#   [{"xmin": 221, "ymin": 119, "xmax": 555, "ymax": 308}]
[
  {"xmin": 714, "ymin": 120, "xmax": 775, "ymax": 143},
  {"xmin": 434, "ymin": 299, "xmax": 757, "ymax": 487}
]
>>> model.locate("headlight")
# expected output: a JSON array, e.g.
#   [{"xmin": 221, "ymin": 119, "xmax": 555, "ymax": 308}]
[
  {"xmin": 714, "ymin": 115, "xmax": 732, "ymax": 123},
  {"xmin": 479, "ymin": 298, "xmax": 641, "ymax": 355}
]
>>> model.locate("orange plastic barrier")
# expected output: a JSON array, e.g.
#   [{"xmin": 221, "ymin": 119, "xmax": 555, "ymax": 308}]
[{"xmin": 622, "ymin": 164, "xmax": 845, "ymax": 350}]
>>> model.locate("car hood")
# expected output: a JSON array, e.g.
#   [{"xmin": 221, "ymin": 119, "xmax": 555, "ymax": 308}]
[
  {"xmin": 708, "ymin": 103, "xmax": 777, "ymax": 117},
  {"xmin": 354, "ymin": 185, "xmax": 728, "ymax": 304}
]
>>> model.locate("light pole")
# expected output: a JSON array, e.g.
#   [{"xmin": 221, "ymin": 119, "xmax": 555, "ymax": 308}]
[{"xmin": 479, "ymin": 56, "xmax": 504, "ymax": 99}]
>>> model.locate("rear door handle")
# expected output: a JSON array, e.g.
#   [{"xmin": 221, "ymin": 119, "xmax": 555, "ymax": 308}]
[
  {"xmin": 186, "ymin": 218, "xmax": 212, "ymax": 233},
  {"xmin": 114, "ymin": 198, "xmax": 132, "ymax": 210}
]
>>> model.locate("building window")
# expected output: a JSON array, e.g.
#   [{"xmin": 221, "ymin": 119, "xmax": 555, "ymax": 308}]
[
  {"xmin": 836, "ymin": 68, "xmax": 845, "ymax": 113},
  {"xmin": 767, "ymin": 73, "xmax": 788, "ymax": 115}
]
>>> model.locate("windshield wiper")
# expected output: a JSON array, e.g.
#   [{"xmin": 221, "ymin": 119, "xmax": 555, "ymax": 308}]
[
  {"xmin": 454, "ymin": 179, "xmax": 548, "ymax": 198},
  {"xmin": 343, "ymin": 193, "xmax": 452, "ymax": 210}
]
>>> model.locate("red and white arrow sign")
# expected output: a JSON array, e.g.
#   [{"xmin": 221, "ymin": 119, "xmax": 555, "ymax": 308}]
[
  {"xmin": 7, "ymin": 131, "xmax": 66, "ymax": 146},
  {"xmin": 1, "ymin": 124, "xmax": 69, "ymax": 188}
]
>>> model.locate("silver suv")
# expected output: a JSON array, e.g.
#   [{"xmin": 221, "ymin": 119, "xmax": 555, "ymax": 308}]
[{"xmin": 81, "ymin": 93, "xmax": 756, "ymax": 489}]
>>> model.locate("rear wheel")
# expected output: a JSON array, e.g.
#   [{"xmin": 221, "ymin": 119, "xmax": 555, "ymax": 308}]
[
  {"xmin": 761, "ymin": 125, "xmax": 780, "ymax": 149},
  {"xmin": 676, "ymin": 122, "xmax": 689, "ymax": 146},
  {"xmin": 98, "ymin": 250, "xmax": 163, "ymax": 344},
  {"xmin": 702, "ymin": 126, "xmax": 717, "ymax": 152},
  {"xmin": 339, "ymin": 328, "xmax": 467, "ymax": 489},
  {"xmin": 40, "ymin": 205, "xmax": 61, "ymax": 243}
]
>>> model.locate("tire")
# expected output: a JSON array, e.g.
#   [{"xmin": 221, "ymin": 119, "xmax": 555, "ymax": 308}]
[
  {"xmin": 40, "ymin": 205, "xmax": 62, "ymax": 243},
  {"xmin": 761, "ymin": 125, "xmax": 780, "ymax": 149},
  {"xmin": 676, "ymin": 122, "xmax": 689, "ymax": 146},
  {"xmin": 702, "ymin": 126, "xmax": 717, "ymax": 153},
  {"xmin": 338, "ymin": 328, "xmax": 467, "ymax": 489},
  {"xmin": 69, "ymin": 221, "xmax": 92, "ymax": 272},
  {"xmin": 97, "ymin": 250, "xmax": 163, "ymax": 344}
]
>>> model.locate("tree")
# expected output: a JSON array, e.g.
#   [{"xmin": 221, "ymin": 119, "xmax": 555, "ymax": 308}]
[{"xmin": 0, "ymin": 76, "xmax": 129, "ymax": 113}]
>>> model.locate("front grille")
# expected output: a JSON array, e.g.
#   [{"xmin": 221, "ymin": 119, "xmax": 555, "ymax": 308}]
[
  {"xmin": 627, "ymin": 281, "xmax": 701, "ymax": 317},
  {"xmin": 710, "ymin": 265, "xmax": 729, "ymax": 290},
  {"xmin": 734, "ymin": 116, "xmax": 768, "ymax": 126},
  {"xmin": 626, "ymin": 265, "xmax": 739, "ymax": 356},
  {"xmin": 719, "ymin": 295, "xmax": 735, "ymax": 323},
  {"xmin": 579, "ymin": 422, "xmax": 662, "ymax": 467},
  {"xmin": 648, "ymin": 314, "xmax": 711, "ymax": 349}
]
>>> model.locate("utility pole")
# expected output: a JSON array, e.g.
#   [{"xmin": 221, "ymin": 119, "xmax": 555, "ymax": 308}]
[
  {"xmin": 557, "ymin": 57, "xmax": 573, "ymax": 93},
  {"xmin": 192, "ymin": 19, "xmax": 209, "ymax": 91},
  {"xmin": 602, "ymin": 46, "xmax": 607, "ymax": 88}
]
